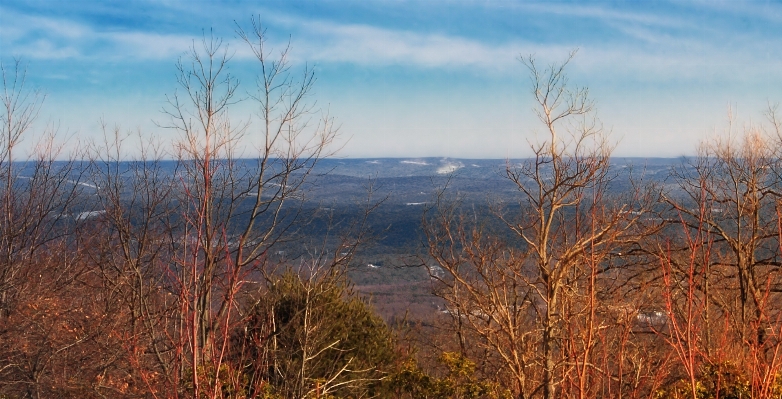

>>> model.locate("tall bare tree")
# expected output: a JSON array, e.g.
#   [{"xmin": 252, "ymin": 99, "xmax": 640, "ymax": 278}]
[
  {"xmin": 425, "ymin": 52, "xmax": 658, "ymax": 399},
  {"xmin": 666, "ymin": 108, "xmax": 782, "ymax": 342},
  {"xmin": 158, "ymin": 19, "xmax": 340, "ymax": 397},
  {"xmin": 659, "ymin": 106, "xmax": 782, "ymax": 398},
  {"xmin": 0, "ymin": 59, "xmax": 95, "ymax": 398}
]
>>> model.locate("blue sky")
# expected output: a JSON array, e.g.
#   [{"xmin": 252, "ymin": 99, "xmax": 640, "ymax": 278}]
[{"xmin": 1, "ymin": 0, "xmax": 780, "ymax": 158}]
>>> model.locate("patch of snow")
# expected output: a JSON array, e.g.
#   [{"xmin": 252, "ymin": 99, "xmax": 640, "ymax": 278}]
[
  {"xmin": 74, "ymin": 210, "xmax": 106, "ymax": 220},
  {"xmin": 406, "ymin": 202, "xmax": 426, "ymax": 206},
  {"xmin": 427, "ymin": 265, "xmax": 445, "ymax": 278},
  {"xmin": 437, "ymin": 162, "xmax": 463, "ymax": 174},
  {"xmin": 67, "ymin": 180, "xmax": 99, "ymax": 189},
  {"xmin": 401, "ymin": 160, "xmax": 429, "ymax": 166}
]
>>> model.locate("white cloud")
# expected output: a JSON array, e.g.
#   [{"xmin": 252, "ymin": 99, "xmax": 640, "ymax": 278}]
[
  {"xmin": 518, "ymin": 2, "xmax": 684, "ymax": 27},
  {"xmin": 253, "ymin": 7, "xmax": 780, "ymax": 85},
  {"xmin": 0, "ymin": 8, "xmax": 194, "ymax": 60},
  {"xmin": 300, "ymin": 22, "xmax": 519, "ymax": 70},
  {"xmin": 254, "ymin": 11, "xmax": 567, "ymax": 72},
  {"xmin": 4, "ymin": 2, "xmax": 779, "ymax": 85}
]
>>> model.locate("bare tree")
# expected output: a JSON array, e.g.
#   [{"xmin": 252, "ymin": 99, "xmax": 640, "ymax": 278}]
[
  {"xmin": 658, "ymin": 107, "xmax": 782, "ymax": 398},
  {"xmin": 425, "ymin": 52, "xmax": 658, "ymax": 399},
  {"xmin": 84, "ymin": 124, "xmax": 180, "ymax": 394},
  {"xmin": 0, "ymin": 60, "xmax": 97, "ymax": 398},
  {"xmin": 1, "ymin": 59, "xmax": 46, "ymax": 315},
  {"xmin": 158, "ymin": 19, "xmax": 340, "ymax": 397},
  {"xmin": 666, "ymin": 108, "xmax": 781, "ymax": 340}
]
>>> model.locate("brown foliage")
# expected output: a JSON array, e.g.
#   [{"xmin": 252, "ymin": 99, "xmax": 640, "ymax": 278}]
[{"xmin": 1, "ymin": 37, "xmax": 781, "ymax": 399}]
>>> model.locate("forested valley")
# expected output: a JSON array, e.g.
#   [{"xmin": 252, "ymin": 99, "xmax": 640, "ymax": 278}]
[{"xmin": 2, "ymin": 22, "xmax": 782, "ymax": 399}]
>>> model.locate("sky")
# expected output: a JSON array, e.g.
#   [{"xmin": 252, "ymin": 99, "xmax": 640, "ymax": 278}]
[{"xmin": 1, "ymin": 0, "xmax": 780, "ymax": 159}]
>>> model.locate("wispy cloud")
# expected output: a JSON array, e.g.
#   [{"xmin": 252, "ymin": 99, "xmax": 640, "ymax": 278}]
[
  {"xmin": 248, "ymin": 4, "xmax": 780, "ymax": 83},
  {"xmin": 3, "ymin": 1, "xmax": 779, "ymax": 83},
  {"xmin": 261, "ymin": 13, "xmax": 572, "ymax": 72},
  {"xmin": 0, "ymin": 7, "xmax": 194, "ymax": 60},
  {"xmin": 517, "ymin": 2, "xmax": 689, "ymax": 29},
  {"xmin": 0, "ymin": 6, "xmax": 563, "ymax": 72},
  {"xmin": 297, "ymin": 22, "xmax": 525, "ymax": 70}
]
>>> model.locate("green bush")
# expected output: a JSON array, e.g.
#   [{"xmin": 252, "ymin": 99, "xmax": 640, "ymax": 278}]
[{"xmin": 234, "ymin": 269, "xmax": 397, "ymax": 398}]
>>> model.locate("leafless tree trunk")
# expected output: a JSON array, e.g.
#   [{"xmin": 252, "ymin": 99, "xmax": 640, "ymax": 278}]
[
  {"xmin": 425, "ymin": 51, "xmax": 659, "ymax": 399},
  {"xmin": 660, "ymin": 106, "xmax": 782, "ymax": 398},
  {"xmin": 85, "ymin": 124, "xmax": 179, "ymax": 392},
  {"xmin": 0, "ymin": 59, "xmax": 96, "ymax": 398},
  {"xmin": 158, "ymin": 19, "xmax": 340, "ymax": 397}
]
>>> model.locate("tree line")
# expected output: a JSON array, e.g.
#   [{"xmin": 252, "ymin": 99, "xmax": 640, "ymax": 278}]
[{"xmin": 1, "ymin": 21, "xmax": 781, "ymax": 399}]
